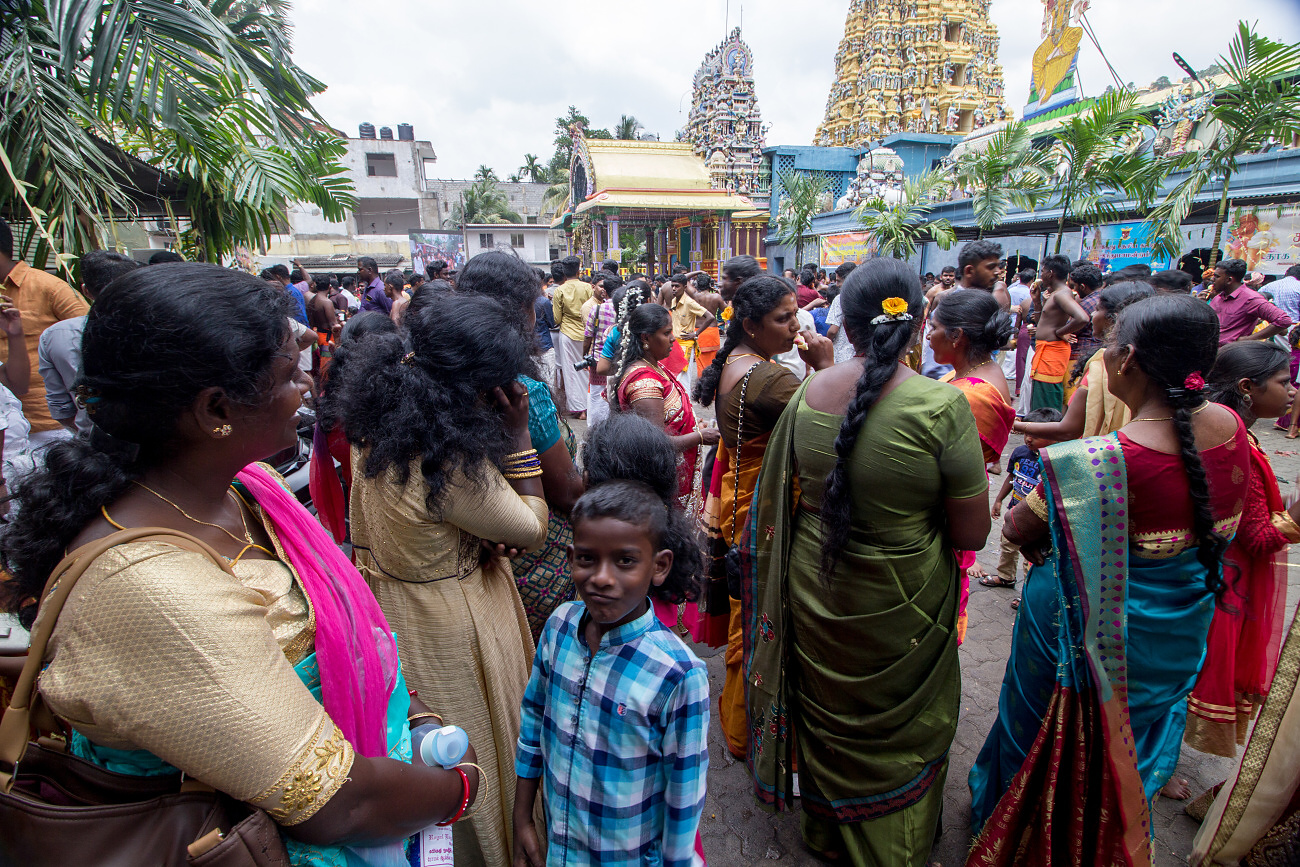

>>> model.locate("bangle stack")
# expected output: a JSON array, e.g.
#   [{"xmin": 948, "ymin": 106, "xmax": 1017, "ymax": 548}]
[
  {"xmin": 437, "ymin": 767, "xmax": 472, "ymax": 826},
  {"xmin": 503, "ymin": 449, "xmax": 542, "ymax": 480}
]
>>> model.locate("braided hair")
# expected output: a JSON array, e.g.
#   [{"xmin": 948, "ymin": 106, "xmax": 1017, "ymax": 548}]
[
  {"xmin": 693, "ymin": 275, "xmax": 795, "ymax": 406},
  {"xmin": 819, "ymin": 258, "xmax": 924, "ymax": 579},
  {"xmin": 1113, "ymin": 293, "xmax": 1228, "ymax": 597},
  {"xmin": 610, "ymin": 302, "xmax": 671, "ymax": 396}
]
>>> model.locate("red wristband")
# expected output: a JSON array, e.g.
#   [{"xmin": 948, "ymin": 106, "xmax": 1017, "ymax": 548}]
[{"xmin": 437, "ymin": 767, "xmax": 471, "ymax": 826}]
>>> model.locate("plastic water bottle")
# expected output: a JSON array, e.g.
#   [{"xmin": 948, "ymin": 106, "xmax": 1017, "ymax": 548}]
[{"xmin": 414, "ymin": 724, "xmax": 469, "ymax": 769}]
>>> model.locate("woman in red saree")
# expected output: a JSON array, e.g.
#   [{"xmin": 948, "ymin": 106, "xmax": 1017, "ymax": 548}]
[
  {"xmin": 1186, "ymin": 342, "xmax": 1296, "ymax": 759},
  {"xmin": 929, "ymin": 290, "xmax": 1016, "ymax": 641}
]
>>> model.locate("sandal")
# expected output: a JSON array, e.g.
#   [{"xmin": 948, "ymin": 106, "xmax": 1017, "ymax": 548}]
[
  {"xmin": 979, "ymin": 574, "xmax": 1016, "ymax": 588},
  {"xmin": 1010, "ymin": 596, "xmax": 1021, "ymax": 610}
]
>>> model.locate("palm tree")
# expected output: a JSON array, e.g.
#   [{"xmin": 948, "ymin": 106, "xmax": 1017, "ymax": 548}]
[
  {"xmin": 854, "ymin": 170, "xmax": 957, "ymax": 260},
  {"xmin": 519, "ymin": 153, "xmax": 548, "ymax": 184},
  {"xmin": 616, "ymin": 115, "xmax": 644, "ymax": 141},
  {"xmin": 774, "ymin": 169, "xmax": 833, "ymax": 268},
  {"xmin": 949, "ymin": 122, "xmax": 1052, "ymax": 237},
  {"xmin": 474, "ymin": 165, "xmax": 499, "ymax": 182},
  {"xmin": 1041, "ymin": 88, "xmax": 1166, "ymax": 252},
  {"xmin": 1, "ymin": 0, "xmax": 353, "ymax": 268},
  {"xmin": 542, "ymin": 167, "xmax": 571, "ymax": 216},
  {"xmin": 445, "ymin": 179, "xmax": 521, "ymax": 229},
  {"xmin": 1146, "ymin": 23, "xmax": 1300, "ymax": 264}
]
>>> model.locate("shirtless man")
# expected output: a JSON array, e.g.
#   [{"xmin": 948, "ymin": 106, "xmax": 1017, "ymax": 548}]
[
  {"xmin": 307, "ymin": 275, "xmax": 340, "ymax": 339},
  {"xmin": 1029, "ymin": 254, "xmax": 1088, "ymax": 413}
]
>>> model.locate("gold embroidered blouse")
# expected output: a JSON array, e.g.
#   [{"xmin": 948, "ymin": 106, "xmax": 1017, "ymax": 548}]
[{"xmin": 37, "ymin": 539, "xmax": 353, "ymax": 826}]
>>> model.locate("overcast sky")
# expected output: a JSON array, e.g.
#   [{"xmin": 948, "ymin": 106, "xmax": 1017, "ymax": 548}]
[{"xmin": 291, "ymin": 0, "xmax": 1300, "ymax": 180}]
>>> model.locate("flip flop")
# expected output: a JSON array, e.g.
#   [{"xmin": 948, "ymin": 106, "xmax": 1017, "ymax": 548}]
[
  {"xmin": 979, "ymin": 575, "xmax": 1016, "ymax": 588},
  {"xmin": 1010, "ymin": 596, "xmax": 1020, "ymax": 610}
]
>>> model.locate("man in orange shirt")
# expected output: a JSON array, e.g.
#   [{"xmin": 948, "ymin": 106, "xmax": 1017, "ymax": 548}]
[{"xmin": 0, "ymin": 219, "xmax": 91, "ymax": 446}]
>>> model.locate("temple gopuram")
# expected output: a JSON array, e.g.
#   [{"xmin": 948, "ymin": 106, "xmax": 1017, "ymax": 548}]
[
  {"xmin": 680, "ymin": 28, "xmax": 769, "ymax": 201},
  {"xmin": 814, "ymin": 0, "xmax": 1011, "ymax": 147}
]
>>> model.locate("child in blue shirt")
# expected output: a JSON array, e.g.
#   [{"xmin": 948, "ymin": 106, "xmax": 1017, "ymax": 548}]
[
  {"xmin": 513, "ymin": 415, "xmax": 709, "ymax": 867},
  {"xmin": 989, "ymin": 407, "xmax": 1062, "ymax": 607}
]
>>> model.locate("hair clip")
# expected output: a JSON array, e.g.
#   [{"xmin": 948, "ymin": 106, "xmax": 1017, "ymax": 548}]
[
  {"xmin": 870, "ymin": 297, "xmax": 913, "ymax": 325},
  {"xmin": 400, "ymin": 352, "xmax": 416, "ymax": 365}
]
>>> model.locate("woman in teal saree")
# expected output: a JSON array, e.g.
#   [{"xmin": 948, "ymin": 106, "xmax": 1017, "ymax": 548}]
[{"xmin": 967, "ymin": 295, "xmax": 1250, "ymax": 865}]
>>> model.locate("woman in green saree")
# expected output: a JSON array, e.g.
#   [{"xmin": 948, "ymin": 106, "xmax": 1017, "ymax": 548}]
[{"xmin": 745, "ymin": 258, "xmax": 992, "ymax": 865}]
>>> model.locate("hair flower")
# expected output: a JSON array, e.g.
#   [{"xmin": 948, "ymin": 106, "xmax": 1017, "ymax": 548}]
[
  {"xmin": 870, "ymin": 296, "xmax": 914, "ymax": 326},
  {"xmin": 719, "ymin": 306, "xmax": 733, "ymax": 322},
  {"xmin": 1184, "ymin": 371, "xmax": 1206, "ymax": 391}
]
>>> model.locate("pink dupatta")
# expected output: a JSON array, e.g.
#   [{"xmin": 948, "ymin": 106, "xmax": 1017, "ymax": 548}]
[{"xmin": 237, "ymin": 462, "xmax": 399, "ymax": 758}]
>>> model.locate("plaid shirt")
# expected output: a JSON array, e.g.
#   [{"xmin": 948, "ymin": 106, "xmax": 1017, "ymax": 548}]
[
  {"xmin": 515, "ymin": 601, "xmax": 709, "ymax": 867},
  {"xmin": 584, "ymin": 301, "xmax": 616, "ymax": 386}
]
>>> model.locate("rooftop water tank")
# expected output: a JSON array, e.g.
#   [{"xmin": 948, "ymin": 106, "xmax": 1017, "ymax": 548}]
[
  {"xmin": 379, "ymin": 126, "xmax": 394, "ymax": 140},
  {"xmin": 397, "ymin": 123, "xmax": 414, "ymax": 141},
  {"xmin": 359, "ymin": 122, "xmax": 376, "ymax": 139}
]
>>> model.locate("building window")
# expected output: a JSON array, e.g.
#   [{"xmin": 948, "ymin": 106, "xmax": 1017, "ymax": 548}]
[
  {"xmin": 527, "ymin": 215, "xmax": 538, "ymax": 225},
  {"xmin": 510, "ymin": 233, "xmax": 525, "ymax": 248},
  {"xmin": 422, "ymin": 158, "xmax": 437, "ymax": 181},
  {"xmin": 945, "ymin": 22, "xmax": 962, "ymax": 43},
  {"xmin": 479, "ymin": 233, "xmax": 494, "ymax": 249},
  {"xmin": 365, "ymin": 153, "xmax": 397, "ymax": 177}
]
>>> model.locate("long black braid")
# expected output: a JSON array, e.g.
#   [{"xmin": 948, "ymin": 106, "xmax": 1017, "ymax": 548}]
[
  {"xmin": 693, "ymin": 275, "xmax": 797, "ymax": 407},
  {"xmin": 820, "ymin": 258, "xmax": 924, "ymax": 579},
  {"xmin": 1113, "ymin": 294, "xmax": 1228, "ymax": 598}
]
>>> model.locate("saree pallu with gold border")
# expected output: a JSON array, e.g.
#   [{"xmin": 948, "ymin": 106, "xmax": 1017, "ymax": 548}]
[{"xmin": 967, "ymin": 435, "xmax": 1218, "ymax": 866}]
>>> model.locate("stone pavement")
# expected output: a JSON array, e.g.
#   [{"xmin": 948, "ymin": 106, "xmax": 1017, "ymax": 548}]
[{"xmin": 681, "ymin": 421, "xmax": 1300, "ymax": 867}]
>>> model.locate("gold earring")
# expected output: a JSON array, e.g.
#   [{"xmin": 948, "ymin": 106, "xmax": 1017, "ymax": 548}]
[{"xmin": 213, "ymin": 424, "xmax": 232, "ymax": 438}]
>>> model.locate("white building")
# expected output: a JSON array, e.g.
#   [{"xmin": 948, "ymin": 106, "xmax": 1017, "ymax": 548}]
[
  {"xmin": 262, "ymin": 122, "xmax": 564, "ymax": 269},
  {"xmin": 464, "ymin": 224, "xmax": 554, "ymax": 266}
]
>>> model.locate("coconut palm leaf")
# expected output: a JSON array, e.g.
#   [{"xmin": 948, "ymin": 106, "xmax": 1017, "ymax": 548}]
[
  {"xmin": 950, "ymin": 122, "xmax": 1051, "ymax": 236},
  {"xmin": 775, "ymin": 169, "xmax": 833, "ymax": 267}
]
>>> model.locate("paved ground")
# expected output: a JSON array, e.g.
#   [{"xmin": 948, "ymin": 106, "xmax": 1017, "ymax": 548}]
[{"xmin": 654, "ymin": 418, "xmax": 1300, "ymax": 867}]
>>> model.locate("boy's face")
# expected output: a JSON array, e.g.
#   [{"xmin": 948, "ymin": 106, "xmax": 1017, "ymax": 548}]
[
  {"xmin": 1024, "ymin": 433, "xmax": 1048, "ymax": 452},
  {"xmin": 570, "ymin": 517, "xmax": 672, "ymax": 629}
]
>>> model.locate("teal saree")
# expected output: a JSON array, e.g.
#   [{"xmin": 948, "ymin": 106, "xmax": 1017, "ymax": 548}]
[{"xmin": 967, "ymin": 434, "xmax": 1220, "ymax": 866}]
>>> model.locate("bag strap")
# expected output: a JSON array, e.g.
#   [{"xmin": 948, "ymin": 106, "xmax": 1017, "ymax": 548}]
[
  {"xmin": 729, "ymin": 365, "xmax": 758, "ymax": 548},
  {"xmin": 0, "ymin": 527, "xmax": 235, "ymax": 793}
]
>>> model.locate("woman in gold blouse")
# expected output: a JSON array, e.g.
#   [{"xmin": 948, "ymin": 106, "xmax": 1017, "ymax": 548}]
[
  {"xmin": 0, "ymin": 264, "xmax": 477, "ymax": 866},
  {"xmin": 322, "ymin": 293, "xmax": 547, "ymax": 867}
]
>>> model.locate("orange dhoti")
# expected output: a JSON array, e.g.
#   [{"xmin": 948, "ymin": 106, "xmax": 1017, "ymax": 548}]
[
  {"xmin": 696, "ymin": 325, "xmax": 720, "ymax": 374},
  {"xmin": 1030, "ymin": 339, "xmax": 1071, "ymax": 412}
]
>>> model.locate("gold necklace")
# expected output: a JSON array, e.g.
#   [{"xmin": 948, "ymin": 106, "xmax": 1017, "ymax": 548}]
[
  {"xmin": 955, "ymin": 359, "xmax": 994, "ymax": 380},
  {"xmin": 133, "ymin": 481, "xmax": 273, "ymax": 559},
  {"xmin": 1130, "ymin": 402, "xmax": 1211, "ymax": 423},
  {"xmin": 726, "ymin": 352, "xmax": 766, "ymax": 365}
]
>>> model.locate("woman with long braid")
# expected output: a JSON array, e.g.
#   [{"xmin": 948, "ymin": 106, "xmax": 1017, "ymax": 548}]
[
  {"xmin": 743, "ymin": 259, "xmax": 986, "ymax": 864},
  {"xmin": 695, "ymin": 274, "xmax": 833, "ymax": 756},
  {"xmin": 968, "ymin": 294, "xmax": 1251, "ymax": 865}
]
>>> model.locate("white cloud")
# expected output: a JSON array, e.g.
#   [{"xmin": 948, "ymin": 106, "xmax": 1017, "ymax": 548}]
[{"xmin": 291, "ymin": 0, "xmax": 1300, "ymax": 179}]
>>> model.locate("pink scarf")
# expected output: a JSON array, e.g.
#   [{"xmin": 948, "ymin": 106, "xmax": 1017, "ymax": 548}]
[{"xmin": 237, "ymin": 462, "xmax": 399, "ymax": 757}]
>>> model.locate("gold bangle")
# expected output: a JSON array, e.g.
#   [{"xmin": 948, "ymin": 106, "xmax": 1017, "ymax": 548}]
[
  {"xmin": 504, "ymin": 449, "xmax": 538, "ymax": 460},
  {"xmin": 456, "ymin": 762, "xmax": 487, "ymax": 821},
  {"xmin": 503, "ymin": 469, "xmax": 544, "ymax": 480},
  {"xmin": 1272, "ymin": 509, "xmax": 1300, "ymax": 543},
  {"xmin": 408, "ymin": 711, "xmax": 444, "ymax": 727}
]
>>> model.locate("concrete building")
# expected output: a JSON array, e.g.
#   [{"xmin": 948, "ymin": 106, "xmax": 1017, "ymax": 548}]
[
  {"xmin": 464, "ymin": 224, "xmax": 556, "ymax": 266},
  {"xmin": 262, "ymin": 122, "xmax": 562, "ymax": 269}
]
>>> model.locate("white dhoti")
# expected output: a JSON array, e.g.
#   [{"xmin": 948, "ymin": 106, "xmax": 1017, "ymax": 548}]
[{"xmin": 554, "ymin": 333, "xmax": 589, "ymax": 414}]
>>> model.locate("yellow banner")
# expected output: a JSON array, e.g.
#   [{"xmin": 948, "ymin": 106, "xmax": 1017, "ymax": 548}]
[{"xmin": 819, "ymin": 232, "xmax": 877, "ymax": 269}]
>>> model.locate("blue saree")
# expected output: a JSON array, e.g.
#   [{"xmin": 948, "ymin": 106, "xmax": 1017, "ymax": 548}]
[{"xmin": 967, "ymin": 434, "xmax": 1220, "ymax": 866}]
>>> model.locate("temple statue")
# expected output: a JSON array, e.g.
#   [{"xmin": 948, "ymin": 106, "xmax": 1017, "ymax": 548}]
[
  {"xmin": 682, "ymin": 28, "xmax": 767, "ymax": 196},
  {"xmin": 814, "ymin": 0, "xmax": 1011, "ymax": 148}
]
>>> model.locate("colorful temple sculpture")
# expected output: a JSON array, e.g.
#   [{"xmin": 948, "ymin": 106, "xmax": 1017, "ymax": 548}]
[
  {"xmin": 680, "ymin": 28, "xmax": 770, "ymax": 201},
  {"xmin": 1023, "ymin": 0, "xmax": 1084, "ymax": 120},
  {"xmin": 815, "ymin": 0, "xmax": 1011, "ymax": 147},
  {"xmin": 554, "ymin": 125, "xmax": 767, "ymax": 276},
  {"xmin": 835, "ymin": 147, "xmax": 907, "ymax": 210}
]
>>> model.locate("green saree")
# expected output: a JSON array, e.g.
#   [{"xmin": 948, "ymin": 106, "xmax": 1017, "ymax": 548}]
[{"xmin": 744, "ymin": 374, "xmax": 987, "ymax": 862}]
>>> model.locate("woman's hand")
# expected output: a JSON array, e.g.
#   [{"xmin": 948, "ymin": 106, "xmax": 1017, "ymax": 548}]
[
  {"xmin": 699, "ymin": 425, "xmax": 720, "ymax": 446},
  {"xmin": 482, "ymin": 539, "xmax": 525, "ymax": 558},
  {"xmin": 799, "ymin": 331, "xmax": 836, "ymax": 371},
  {"xmin": 493, "ymin": 382, "xmax": 532, "ymax": 442}
]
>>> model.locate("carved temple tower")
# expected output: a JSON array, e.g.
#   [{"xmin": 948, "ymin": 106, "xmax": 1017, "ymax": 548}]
[
  {"xmin": 814, "ymin": 0, "xmax": 1010, "ymax": 147},
  {"xmin": 681, "ymin": 28, "xmax": 768, "ymax": 197}
]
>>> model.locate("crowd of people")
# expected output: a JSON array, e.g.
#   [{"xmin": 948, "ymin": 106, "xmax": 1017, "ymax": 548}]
[{"xmin": 0, "ymin": 213, "xmax": 1298, "ymax": 867}]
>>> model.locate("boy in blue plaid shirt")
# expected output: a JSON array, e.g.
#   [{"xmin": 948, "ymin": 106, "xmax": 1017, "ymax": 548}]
[{"xmin": 513, "ymin": 477, "xmax": 709, "ymax": 867}]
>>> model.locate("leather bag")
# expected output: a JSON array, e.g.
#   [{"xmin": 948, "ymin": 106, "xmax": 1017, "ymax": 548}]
[{"xmin": 0, "ymin": 527, "xmax": 291, "ymax": 867}]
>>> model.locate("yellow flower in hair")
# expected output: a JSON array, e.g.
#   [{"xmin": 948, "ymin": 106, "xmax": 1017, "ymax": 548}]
[
  {"xmin": 881, "ymin": 297, "xmax": 909, "ymax": 316},
  {"xmin": 719, "ymin": 306, "xmax": 733, "ymax": 322}
]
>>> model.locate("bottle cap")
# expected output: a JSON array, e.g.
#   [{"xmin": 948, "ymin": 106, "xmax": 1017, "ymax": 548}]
[{"xmin": 420, "ymin": 724, "xmax": 469, "ymax": 769}]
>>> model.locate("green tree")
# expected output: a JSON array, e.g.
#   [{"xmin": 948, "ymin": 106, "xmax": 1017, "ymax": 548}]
[
  {"xmin": 774, "ymin": 169, "xmax": 833, "ymax": 268},
  {"xmin": 519, "ymin": 153, "xmax": 548, "ymax": 184},
  {"xmin": 1146, "ymin": 23, "xmax": 1300, "ymax": 264},
  {"xmin": 1041, "ymin": 88, "xmax": 1169, "ymax": 252},
  {"xmin": 1, "ymin": 0, "xmax": 353, "ymax": 268},
  {"xmin": 474, "ymin": 165, "xmax": 499, "ymax": 182},
  {"xmin": 548, "ymin": 106, "xmax": 610, "ymax": 196},
  {"xmin": 854, "ymin": 170, "xmax": 956, "ymax": 260},
  {"xmin": 618, "ymin": 229, "xmax": 646, "ymax": 270},
  {"xmin": 949, "ymin": 121, "xmax": 1052, "ymax": 238},
  {"xmin": 445, "ymin": 179, "xmax": 520, "ymax": 229},
  {"xmin": 616, "ymin": 115, "xmax": 643, "ymax": 140},
  {"xmin": 542, "ymin": 167, "xmax": 571, "ymax": 216}
]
